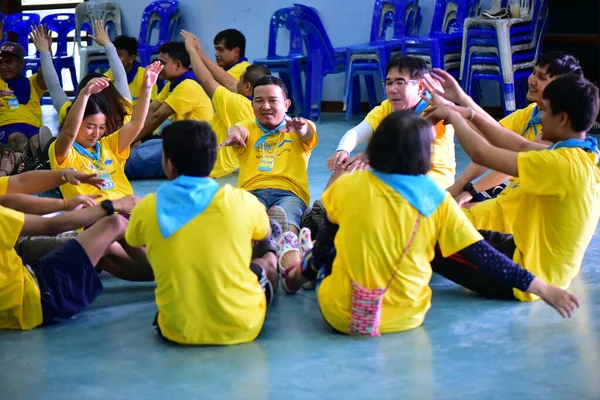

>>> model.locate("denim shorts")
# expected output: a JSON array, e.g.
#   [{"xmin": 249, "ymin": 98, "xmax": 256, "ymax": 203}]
[{"xmin": 249, "ymin": 188, "xmax": 307, "ymax": 229}]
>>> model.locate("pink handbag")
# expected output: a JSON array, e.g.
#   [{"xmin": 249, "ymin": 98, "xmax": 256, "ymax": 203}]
[{"xmin": 348, "ymin": 214, "xmax": 421, "ymax": 336}]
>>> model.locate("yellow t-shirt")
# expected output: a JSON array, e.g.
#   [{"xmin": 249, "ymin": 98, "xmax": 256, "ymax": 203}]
[
  {"xmin": 512, "ymin": 147, "xmax": 600, "ymax": 301},
  {"xmin": 235, "ymin": 119, "xmax": 318, "ymax": 205},
  {"xmin": 0, "ymin": 176, "xmax": 8, "ymax": 195},
  {"xmin": 318, "ymin": 171, "xmax": 482, "ymax": 334},
  {"xmin": 465, "ymin": 103, "xmax": 543, "ymax": 233},
  {"xmin": 49, "ymin": 131, "xmax": 133, "ymax": 202},
  {"xmin": 125, "ymin": 184, "xmax": 270, "ymax": 345},
  {"xmin": 227, "ymin": 61, "xmax": 251, "ymax": 81},
  {"xmin": 156, "ymin": 78, "xmax": 214, "ymax": 123},
  {"xmin": 0, "ymin": 205, "xmax": 43, "ymax": 330},
  {"xmin": 58, "ymin": 100, "xmax": 133, "ymax": 129},
  {"xmin": 209, "ymin": 86, "xmax": 253, "ymax": 178},
  {"xmin": 0, "ymin": 74, "xmax": 45, "ymax": 128},
  {"xmin": 363, "ymin": 100, "xmax": 456, "ymax": 188},
  {"xmin": 105, "ymin": 65, "xmax": 158, "ymax": 106}
]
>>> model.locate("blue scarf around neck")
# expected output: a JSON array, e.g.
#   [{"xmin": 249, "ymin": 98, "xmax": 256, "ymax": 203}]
[
  {"xmin": 371, "ymin": 170, "xmax": 446, "ymax": 217},
  {"xmin": 126, "ymin": 61, "xmax": 141, "ymax": 84},
  {"xmin": 73, "ymin": 141, "xmax": 102, "ymax": 164},
  {"xmin": 414, "ymin": 93, "xmax": 432, "ymax": 115},
  {"xmin": 170, "ymin": 70, "xmax": 199, "ymax": 92},
  {"xmin": 521, "ymin": 105, "xmax": 543, "ymax": 137},
  {"xmin": 549, "ymin": 136, "xmax": 600, "ymax": 165},
  {"xmin": 5, "ymin": 75, "xmax": 31, "ymax": 105},
  {"xmin": 254, "ymin": 116, "xmax": 288, "ymax": 149},
  {"xmin": 227, "ymin": 57, "xmax": 248, "ymax": 71},
  {"xmin": 156, "ymin": 175, "xmax": 220, "ymax": 238}
]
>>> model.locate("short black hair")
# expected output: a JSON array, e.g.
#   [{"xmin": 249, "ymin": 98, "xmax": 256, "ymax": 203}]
[
  {"xmin": 252, "ymin": 75, "xmax": 288, "ymax": 98},
  {"xmin": 243, "ymin": 64, "xmax": 270, "ymax": 87},
  {"xmin": 214, "ymin": 29, "xmax": 246, "ymax": 57},
  {"xmin": 112, "ymin": 35, "xmax": 138, "ymax": 56},
  {"xmin": 543, "ymin": 75, "xmax": 600, "ymax": 133},
  {"xmin": 162, "ymin": 120, "xmax": 217, "ymax": 177},
  {"xmin": 386, "ymin": 55, "xmax": 430, "ymax": 79},
  {"xmin": 158, "ymin": 41, "xmax": 190, "ymax": 68},
  {"xmin": 368, "ymin": 111, "xmax": 433, "ymax": 175},
  {"xmin": 536, "ymin": 51, "xmax": 583, "ymax": 78}
]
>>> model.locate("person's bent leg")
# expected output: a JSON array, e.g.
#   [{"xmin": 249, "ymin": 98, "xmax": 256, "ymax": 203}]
[
  {"xmin": 125, "ymin": 139, "xmax": 165, "ymax": 179},
  {"xmin": 271, "ymin": 190, "xmax": 306, "ymax": 234}
]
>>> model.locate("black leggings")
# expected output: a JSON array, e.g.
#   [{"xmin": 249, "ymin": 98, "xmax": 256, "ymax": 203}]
[{"xmin": 431, "ymin": 230, "xmax": 518, "ymax": 300}]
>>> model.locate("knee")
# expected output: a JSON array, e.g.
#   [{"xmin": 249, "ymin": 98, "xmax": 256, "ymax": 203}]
[
  {"xmin": 102, "ymin": 214, "xmax": 129, "ymax": 237},
  {"xmin": 8, "ymin": 133, "xmax": 27, "ymax": 152}
]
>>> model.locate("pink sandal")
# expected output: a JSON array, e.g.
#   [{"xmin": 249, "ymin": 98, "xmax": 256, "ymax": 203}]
[{"xmin": 276, "ymin": 232, "xmax": 302, "ymax": 294}]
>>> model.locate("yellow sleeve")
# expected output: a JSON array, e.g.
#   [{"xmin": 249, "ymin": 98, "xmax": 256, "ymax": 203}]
[
  {"xmin": 363, "ymin": 100, "xmax": 392, "ymax": 131},
  {"xmin": 125, "ymin": 195, "xmax": 152, "ymax": 248},
  {"xmin": 58, "ymin": 101, "xmax": 72, "ymax": 128},
  {"xmin": 241, "ymin": 189, "xmax": 270, "ymax": 240},
  {"xmin": 212, "ymin": 86, "xmax": 250, "ymax": 123},
  {"xmin": 301, "ymin": 120, "xmax": 319, "ymax": 150},
  {"xmin": 0, "ymin": 205, "xmax": 25, "ymax": 250},
  {"xmin": 29, "ymin": 74, "xmax": 46, "ymax": 97},
  {"xmin": 0, "ymin": 176, "xmax": 8, "ymax": 195},
  {"xmin": 499, "ymin": 107, "xmax": 528, "ymax": 134},
  {"xmin": 517, "ymin": 150, "xmax": 567, "ymax": 197},
  {"xmin": 156, "ymin": 84, "xmax": 170, "ymax": 104},
  {"xmin": 436, "ymin": 195, "xmax": 483, "ymax": 257},
  {"xmin": 228, "ymin": 61, "xmax": 251, "ymax": 81},
  {"xmin": 151, "ymin": 83, "xmax": 158, "ymax": 101},
  {"xmin": 105, "ymin": 69, "xmax": 114, "ymax": 80},
  {"xmin": 235, "ymin": 120, "xmax": 259, "ymax": 155},
  {"xmin": 102, "ymin": 130, "xmax": 130, "ymax": 162},
  {"xmin": 165, "ymin": 80, "xmax": 209, "ymax": 119},
  {"xmin": 48, "ymin": 139, "xmax": 77, "ymax": 169},
  {"xmin": 321, "ymin": 173, "xmax": 351, "ymax": 225}
]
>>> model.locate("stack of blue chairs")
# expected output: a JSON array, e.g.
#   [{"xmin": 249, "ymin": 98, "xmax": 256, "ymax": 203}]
[
  {"xmin": 2, "ymin": 13, "xmax": 40, "ymax": 75},
  {"xmin": 137, "ymin": 0, "xmax": 180, "ymax": 66},
  {"xmin": 41, "ymin": 13, "xmax": 78, "ymax": 92},
  {"xmin": 253, "ymin": 7, "xmax": 306, "ymax": 116},
  {"xmin": 460, "ymin": 0, "xmax": 548, "ymax": 114},
  {"xmin": 343, "ymin": 0, "xmax": 421, "ymax": 121}
]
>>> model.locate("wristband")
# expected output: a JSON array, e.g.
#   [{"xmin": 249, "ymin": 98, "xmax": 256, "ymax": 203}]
[{"xmin": 463, "ymin": 182, "xmax": 479, "ymax": 197}]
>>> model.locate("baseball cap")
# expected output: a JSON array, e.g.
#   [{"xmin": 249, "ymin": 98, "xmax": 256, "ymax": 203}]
[{"xmin": 0, "ymin": 42, "xmax": 26, "ymax": 59}]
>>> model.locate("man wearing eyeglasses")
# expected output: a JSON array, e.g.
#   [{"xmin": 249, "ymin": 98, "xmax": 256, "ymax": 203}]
[{"xmin": 325, "ymin": 56, "xmax": 456, "ymax": 189}]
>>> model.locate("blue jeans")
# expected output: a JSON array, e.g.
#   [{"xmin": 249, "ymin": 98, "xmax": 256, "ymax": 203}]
[
  {"xmin": 249, "ymin": 188, "xmax": 307, "ymax": 229},
  {"xmin": 125, "ymin": 139, "xmax": 164, "ymax": 179}
]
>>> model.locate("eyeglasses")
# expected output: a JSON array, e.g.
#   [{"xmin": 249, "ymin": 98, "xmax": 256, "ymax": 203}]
[{"xmin": 383, "ymin": 79, "xmax": 420, "ymax": 88}]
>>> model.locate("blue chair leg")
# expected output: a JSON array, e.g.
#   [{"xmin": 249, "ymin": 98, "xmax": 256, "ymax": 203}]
[
  {"xmin": 365, "ymin": 74, "xmax": 378, "ymax": 110},
  {"xmin": 515, "ymin": 77, "xmax": 527, "ymax": 110},
  {"xmin": 305, "ymin": 52, "xmax": 324, "ymax": 121},
  {"xmin": 345, "ymin": 72, "xmax": 355, "ymax": 122},
  {"xmin": 289, "ymin": 61, "xmax": 304, "ymax": 118},
  {"xmin": 502, "ymin": 82, "xmax": 516, "ymax": 116},
  {"xmin": 352, "ymin": 75, "xmax": 362, "ymax": 115},
  {"xmin": 278, "ymin": 72, "xmax": 296, "ymax": 114}
]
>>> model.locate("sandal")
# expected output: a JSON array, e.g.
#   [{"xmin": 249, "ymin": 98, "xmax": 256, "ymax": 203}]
[
  {"xmin": 298, "ymin": 228, "xmax": 316, "ymax": 290},
  {"xmin": 268, "ymin": 219, "xmax": 283, "ymax": 250},
  {"xmin": 268, "ymin": 205, "xmax": 289, "ymax": 233},
  {"xmin": 276, "ymin": 232, "xmax": 302, "ymax": 294}
]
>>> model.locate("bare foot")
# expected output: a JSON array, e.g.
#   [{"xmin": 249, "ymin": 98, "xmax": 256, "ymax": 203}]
[{"xmin": 0, "ymin": 149, "xmax": 15, "ymax": 175}]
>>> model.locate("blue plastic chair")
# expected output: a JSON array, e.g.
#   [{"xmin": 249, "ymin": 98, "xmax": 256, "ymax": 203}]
[
  {"xmin": 41, "ymin": 13, "xmax": 78, "ymax": 92},
  {"xmin": 137, "ymin": 1, "xmax": 180, "ymax": 66},
  {"xmin": 293, "ymin": 4, "xmax": 347, "ymax": 121},
  {"xmin": 3, "ymin": 13, "xmax": 40, "ymax": 74},
  {"xmin": 253, "ymin": 7, "xmax": 306, "ymax": 116}
]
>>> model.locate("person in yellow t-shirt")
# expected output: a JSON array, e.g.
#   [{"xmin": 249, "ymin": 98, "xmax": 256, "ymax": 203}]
[
  {"xmin": 425, "ymin": 74, "xmax": 600, "ymax": 302},
  {"xmin": 49, "ymin": 63, "xmax": 162, "ymax": 202},
  {"xmin": 440, "ymin": 52, "xmax": 582, "ymax": 208},
  {"xmin": 219, "ymin": 76, "xmax": 318, "ymax": 234},
  {"xmin": 0, "ymin": 41, "xmax": 47, "ymax": 154},
  {"xmin": 125, "ymin": 42, "xmax": 214, "ymax": 180},
  {"xmin": 125, "ymin": 120, "xmax": 279, "ymax": 345},
  {"xmin": 213, "ymin": 29, "xmax": 251, "ymax": 81},
  {"xmin": 182, "ymin": 30, "xmax": 271, "ymax": 178},
  {"xmin": 275, "ymin": 111, "xmax": 578, "ymax": 335},
  {"xmin": 326, "ymin": 55, "xmax": 455, "ymax": 189},
  {"xmin": 105, "ymin": 35, "xmax": 158, "ymax": 106},
  {"xmin": 0, "ymin": 194, "xmax": 138, "ymax": 331}
]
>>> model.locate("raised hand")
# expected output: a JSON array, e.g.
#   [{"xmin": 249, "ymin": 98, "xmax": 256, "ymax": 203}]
[
  {"xmin": 422, "ymin": 73, "xmax": 453, "ymax": 107},
  {"xmin": 66, "ymin": 194, "xmax": 102, "ymax": 211},
  {"xmin": 422, "ymin": 105, "xmax": 466, "ymax": 125},
  {"xmin": 89, "ymin": 20, "xmax": 110, "ymax": 46},
  {"xmin": 82, "ymin": 77, "xmax": 111, "ymax": 96},
  {"xmin": 181, "ymin": 30, "xmax": 203, "ymax": 54},
  {"xmin": 326, "ymin": 150, "xmax": 349, "ymax": 171},
  {"xmin": 428, "ymin": 68, "xmax": 468, "ymax": 105},
  {"xmin": 143, "ymin": 61, "xmax": 163, "ymax": 88},
  {"xmin": 281, "ymin": 117, "xmax": 307, "ymax": 133},
  {"xmin": 218, "ymin": 126, "xmax": 248, "ymax": 150},
  {"xmin": 64, "ymin": 170, "xmax": 106, "ymax": 189},
  {"xmin": 29, "ymin": 24, "xmax": 51, "ymax": 53}
]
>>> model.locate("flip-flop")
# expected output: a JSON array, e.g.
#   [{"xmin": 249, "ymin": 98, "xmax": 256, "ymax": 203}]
[
  {"xmin": 276, "ymin": 232, "xmax": 302, "ymax": 294},
  {"xmin": 268, "ymin": 205, "xmax": 289, "ymax": 233},
  {"xmin": 267, "ymin": 219, "xmax": 283, "ymax": 250},
  {"xmin": 298, "ymin": 227, "xmax": 313, "ymax": 259}
]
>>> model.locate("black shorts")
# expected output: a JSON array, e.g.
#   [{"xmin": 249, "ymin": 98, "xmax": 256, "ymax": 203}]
[{"xmin": 28, "ymin": 239, "xmax": 102, "ymax": 325}]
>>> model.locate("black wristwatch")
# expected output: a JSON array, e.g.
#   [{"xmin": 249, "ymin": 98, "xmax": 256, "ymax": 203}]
[
  {"xmin": 101, "ymin": 200, "xmax": 115, "ymax": 216},
  {"xmin": 463, "ymin": 182, "xmax": 479, "ymax": 197}
]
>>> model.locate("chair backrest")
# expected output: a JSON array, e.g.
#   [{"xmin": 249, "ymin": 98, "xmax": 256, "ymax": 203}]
[
  {"xmin": 138, "ymin": 1, "xmax": 180, "ymax": 47},
  {"xmin": 370, "ymin": 0, "xmax": 419, "ymax": 41},
  {"xmin": 266, "ymin": 7, "xmax": 304, "ymax": 58},
  {"xmin": 293, "ymin": 5, "xmax": 339, "ymax": 73},
  {"xmin": 75, "ymin": 1, "xmax": 122, "ymax": 49},
  {"xmin": 3, "ymin": 13, "xmax": 40, "ymax": 55},
  {"xmin": 41, "ymin": 13, "xmax": 76, "ymax": 57}
]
